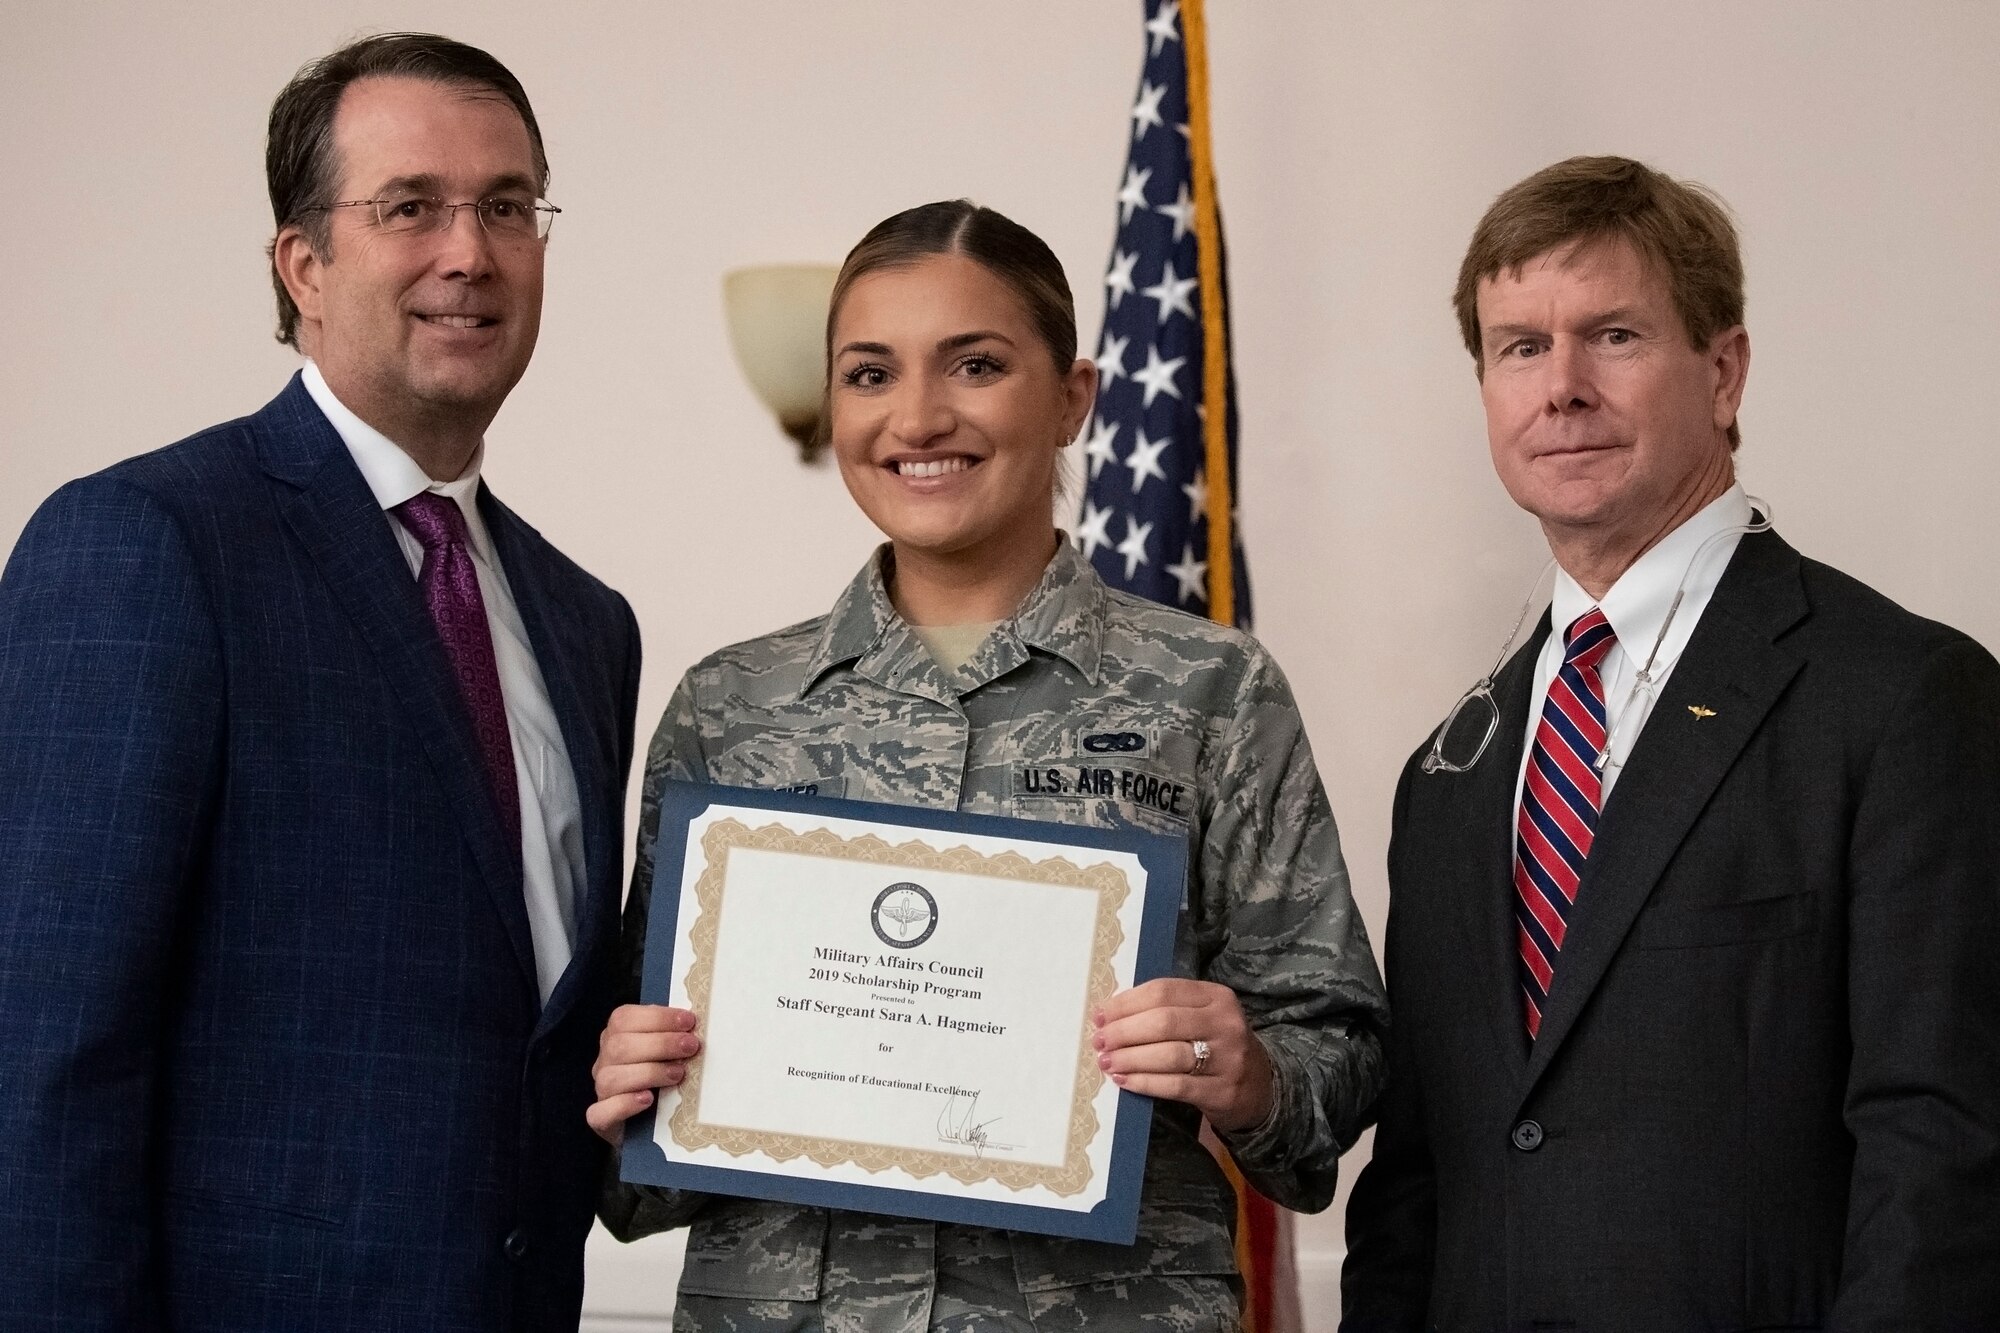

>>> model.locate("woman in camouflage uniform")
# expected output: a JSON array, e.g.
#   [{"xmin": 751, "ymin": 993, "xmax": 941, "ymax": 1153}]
[{"xmin": 590, "ymin": 201, "xmax": 1387, "ymax": 1332}]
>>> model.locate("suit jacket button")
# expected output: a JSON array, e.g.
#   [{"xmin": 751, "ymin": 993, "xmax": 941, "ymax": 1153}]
[
  {"xmin": 1510, "ymin": 1119, "xmax": 1544, "ymax": 1152},
  {"xmin": 503, "ymin": 1227, "xmax": 530, "ymax": 1261}
]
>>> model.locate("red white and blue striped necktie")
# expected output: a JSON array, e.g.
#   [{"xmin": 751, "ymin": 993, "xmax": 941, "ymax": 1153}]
[{"xmin": 1515, "ymin": 607, "xmax": 1618, "ymax": 1039}]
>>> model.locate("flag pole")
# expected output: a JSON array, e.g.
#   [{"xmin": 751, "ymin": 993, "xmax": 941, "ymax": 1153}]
[
  {"xmin": 1180, "ymin": 0, "xmax": 1234, "ymax": 627},
  {"xmin": 1184, "ymin": 24, "xmax": 1293, "ymax": 1332}
]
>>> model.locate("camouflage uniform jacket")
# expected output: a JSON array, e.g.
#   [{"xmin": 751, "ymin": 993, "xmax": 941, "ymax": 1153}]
[{"xmin": 603, "ymin": 542, "xmax": 1387, "ymax": 1329}]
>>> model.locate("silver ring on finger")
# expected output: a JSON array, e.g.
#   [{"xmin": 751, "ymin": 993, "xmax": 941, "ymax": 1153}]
[{"xmin": 1189, "ymin": 1039, "xmax": 1212, "ymax": 1076}]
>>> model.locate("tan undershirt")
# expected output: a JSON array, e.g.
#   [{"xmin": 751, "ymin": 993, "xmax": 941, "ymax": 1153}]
[{"xmin": 910, "ymin": 621, "xmax": 1000, "ymax": 676}]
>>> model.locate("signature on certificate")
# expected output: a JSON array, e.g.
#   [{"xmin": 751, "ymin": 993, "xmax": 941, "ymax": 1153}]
[{"xmin": 936, "ymin": 1090, "xmax": 1015, "ymax": 1158}]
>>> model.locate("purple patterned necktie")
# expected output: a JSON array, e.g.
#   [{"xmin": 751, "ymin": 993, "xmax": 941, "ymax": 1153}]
[{"xmin": 394, "ymin": 492, "xmax": 520, "ymax": 852}]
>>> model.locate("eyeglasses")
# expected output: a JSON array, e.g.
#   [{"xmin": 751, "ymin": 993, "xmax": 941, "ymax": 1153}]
[
  {"xmin": 1422, "ymin": 559, "xmax": 1554, "ymax": 775},
  {"xmin": 1422, "ymin": 678, "xmax": 1504, "ymax": 774},
  {"xmin": 301, "ymin": 192, "xmax": 561, "ymax": 240}
]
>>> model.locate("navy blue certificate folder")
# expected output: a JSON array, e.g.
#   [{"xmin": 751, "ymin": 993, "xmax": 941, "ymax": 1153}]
[{"xmin": 618, "ymin": 779, "xmax": 1189, "ymax": 1243}]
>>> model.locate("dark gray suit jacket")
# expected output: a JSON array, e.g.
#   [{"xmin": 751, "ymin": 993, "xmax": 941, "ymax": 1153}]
[{"xmin": 1342, "ymin": 530, "xmax": 2000, "ymax": 1331}]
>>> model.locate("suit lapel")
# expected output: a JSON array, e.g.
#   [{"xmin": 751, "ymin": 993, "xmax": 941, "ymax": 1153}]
[
  {"xmin": 254, "ymin": 376, "xmax": 538, "ymax": 991},
  {"xmin": 1460, "ymin": 617, "xmax": 1549, "ymax": 1075},
  {"xmin": 481, "ymin": 493, "xmax": 610, "ymax": 1029},
  {"xmin": 1521, "ymin": 532, "xmax": 1808, "ymax": 1092}
]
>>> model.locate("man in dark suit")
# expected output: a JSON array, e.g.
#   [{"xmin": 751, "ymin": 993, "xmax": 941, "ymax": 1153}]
[
  {"xmin": 0, "ymin": 34, "xmax": 639, "ymax": 1331},
  {"xmin": 1342, "ymin": 156, "xmax": 2000, "ymax": 1329}
]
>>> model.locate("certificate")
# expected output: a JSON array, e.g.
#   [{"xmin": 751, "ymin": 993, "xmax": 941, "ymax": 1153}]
[{"xmin": 618, "ymin": 780, "xmax": 1186, "ymax": 1242}]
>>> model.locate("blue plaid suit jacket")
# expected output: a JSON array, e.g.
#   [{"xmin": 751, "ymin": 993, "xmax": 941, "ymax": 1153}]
[{"xmin": 0, "ymin": 375, "xmax": 641, "ymax": 1331}]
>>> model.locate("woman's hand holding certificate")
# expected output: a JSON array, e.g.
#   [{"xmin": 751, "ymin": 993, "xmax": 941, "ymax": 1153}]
[
  {"xmin": 1092, "ymin": 977, "xmax": 1277, "ymax": 1134},
  {"xmin": 593, "ymin": 782, "xmax": 1186, "ymax": 1242},
  {"xmin": 588, "ymin": 1004, "xmax": 702, "ymax": 1147}
]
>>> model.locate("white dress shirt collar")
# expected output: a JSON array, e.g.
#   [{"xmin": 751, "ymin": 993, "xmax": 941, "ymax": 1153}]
[
  {"xmin": 1548, "ymin": 483, "xmax": 1754, "ymax": 669},
  {"xmin": 301, "ymin": 361, "xmax": 492, "ymax": 557},
  {"xmin": 1519, "ymin": 482, "xmax": 1755, "ymax": 807}
]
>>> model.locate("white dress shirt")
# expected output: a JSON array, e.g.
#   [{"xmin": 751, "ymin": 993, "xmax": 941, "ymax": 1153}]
[
  {"xmin": 1515, "ymin": 484, "xmax": 1755, "ymax": 820},
  {"xmin": 304, "ymin": 363, "xmax": 584, "ymax": 1004}
]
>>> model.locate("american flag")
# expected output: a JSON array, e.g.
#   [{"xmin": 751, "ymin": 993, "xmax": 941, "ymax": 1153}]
[
  {"xmin": 1082, "ymin": 5, "xmax": 1298, "ymax": 1331},
  {"xmin": 1076, "ymin": 0, "xmax": 1252, "ymax": 631}
]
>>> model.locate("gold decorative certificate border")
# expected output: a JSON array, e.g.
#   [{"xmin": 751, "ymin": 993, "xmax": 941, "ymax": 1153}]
[{"xmin": 667, "ymin": 816, "xmax": 1131, "ymax": 1196}]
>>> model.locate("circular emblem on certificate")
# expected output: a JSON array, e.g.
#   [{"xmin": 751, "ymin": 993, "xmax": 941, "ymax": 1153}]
[{"xmin": 871, "ymin": 881, "xmax": 938, "ymax": 949}]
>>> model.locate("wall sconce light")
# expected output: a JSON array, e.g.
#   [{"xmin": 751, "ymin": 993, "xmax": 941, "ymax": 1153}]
[{"xmin": 722, "ymin": 264, "xmax": 840, "ymax": 464}]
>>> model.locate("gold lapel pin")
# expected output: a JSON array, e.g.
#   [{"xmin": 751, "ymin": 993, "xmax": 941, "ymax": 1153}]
[{"xmin": 1688, "ymin": 705, "xmax": 1717, "ymax": 720}]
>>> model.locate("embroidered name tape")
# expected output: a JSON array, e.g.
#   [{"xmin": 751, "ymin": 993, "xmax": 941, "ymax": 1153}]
[{"xmin": 1012, "ymin": 761, "xmax": 1190, "ymax": 821}]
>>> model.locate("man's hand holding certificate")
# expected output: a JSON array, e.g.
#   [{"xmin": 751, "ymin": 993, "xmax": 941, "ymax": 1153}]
[{"xmin": 606, "ymin": 781, "xmax": 1186, "ymax": 1242}]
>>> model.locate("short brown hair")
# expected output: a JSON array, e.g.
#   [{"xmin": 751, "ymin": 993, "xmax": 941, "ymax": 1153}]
[
  {"xmin": 1454, "ymin": 156, "xmax": 1745, "ymax": 444},
  {"xmin": 265, "ymin": 33, "xmax": 549, "ymax": 348}
]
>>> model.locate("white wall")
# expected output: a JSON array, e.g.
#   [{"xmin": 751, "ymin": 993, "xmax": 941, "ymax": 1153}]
[{"xmin": 5, "ymin": 3, "xmax": 1997, "ymax": 1324}]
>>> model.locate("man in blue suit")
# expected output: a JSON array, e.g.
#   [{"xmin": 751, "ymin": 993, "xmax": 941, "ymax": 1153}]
[{"xmin": 0, "ymin": 34, "xmax": 639, "ymax": 1331}]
